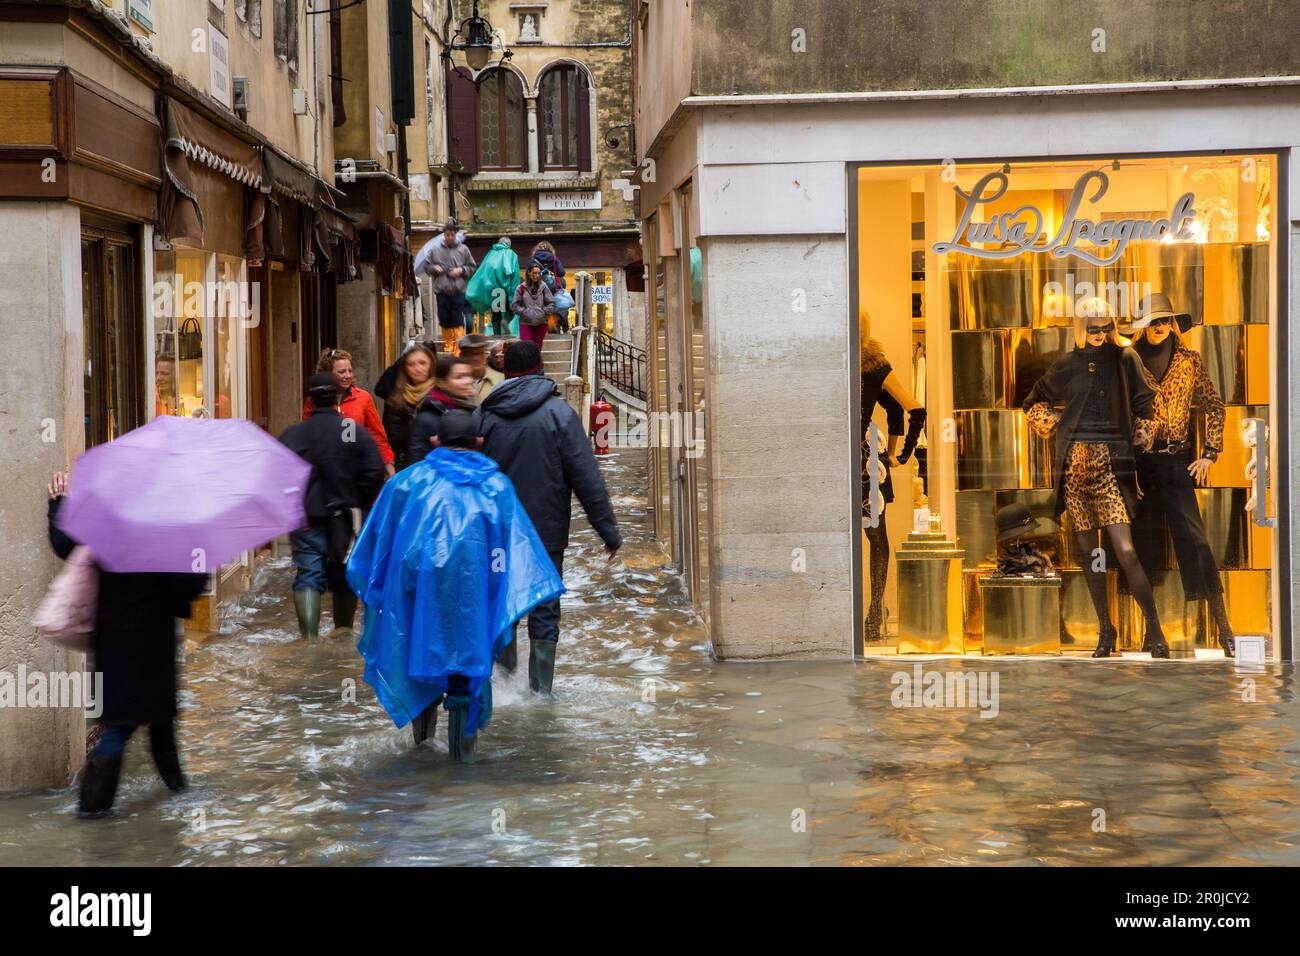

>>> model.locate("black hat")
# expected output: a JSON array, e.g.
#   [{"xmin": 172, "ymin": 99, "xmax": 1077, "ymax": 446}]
[
  {"xmin": 306, "ymin": 372, "xmax": 340, "ymax": 403},
  {"xmin": 1133, "ymin": 291, "xmax": 1195, "ymax": 332},
  {"xmin": 436, "ymin": 409, "xmax": 479, "ymax": 450},
  {"xmin": 504, "ymin": 341, "xmax": 544, "ymax": 376},
  {"xmin": 995, "ymin": 503, "xmax": 1055, "ymax": 544}
]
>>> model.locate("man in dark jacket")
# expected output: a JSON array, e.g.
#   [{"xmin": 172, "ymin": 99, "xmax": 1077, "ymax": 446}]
[
  {"xmin": 477, "ymin": 341, "xmax": 621, "ymax": 694},
  {"xmin": 279, "ymin": 373, "xmax": 385, "ymax": 639}
]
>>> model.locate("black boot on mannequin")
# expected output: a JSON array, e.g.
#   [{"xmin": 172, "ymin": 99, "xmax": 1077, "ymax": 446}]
[
  {"xmin": 1107, "ymin": 524, "xmax": 1170, "ymax": 658},
  {"xmin": 1075, "ymin": 532, "xmax": 1118, "ymax": 658},
  {"xmin": 1207, "ymin": 589, "xmax": 1235, "ymax": 657}
]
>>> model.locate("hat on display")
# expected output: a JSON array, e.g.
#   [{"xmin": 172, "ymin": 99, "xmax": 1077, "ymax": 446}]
[
  {"xmin": 1133, "ymin": 291, "xmax": 1195, "ymax": 332},
  {"xmin": 995, "ymin": 503, "xmax": 1056, "ymax": 544},
  {"xmin": 457, "ymin": 332, "xmax": 491, "ymax": 352}
]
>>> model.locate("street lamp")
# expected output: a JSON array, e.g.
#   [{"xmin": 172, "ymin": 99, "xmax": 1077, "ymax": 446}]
[{"xmin": 444, "ymin": 0, "xmax": 511, "ymax": 71}]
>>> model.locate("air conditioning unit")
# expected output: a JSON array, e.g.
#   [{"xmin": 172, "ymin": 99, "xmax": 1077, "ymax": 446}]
[
  {"xmin": 232, "ymin": 76, "xmax": 250, "ymax": 121},
  {"xmin": 292, "ymin": 88, "xmax": 308, "ymax": 116}
]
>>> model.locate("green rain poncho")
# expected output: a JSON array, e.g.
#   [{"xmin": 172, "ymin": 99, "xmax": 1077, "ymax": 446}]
[{"xmin": 466, "ymin": 241, "xmax": 521, "ymax": 316}]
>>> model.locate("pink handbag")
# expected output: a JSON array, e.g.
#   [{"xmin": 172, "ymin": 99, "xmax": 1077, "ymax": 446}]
[{"xmin": 32, "ymin": 545, "xmax": 97, "ymax": 653}]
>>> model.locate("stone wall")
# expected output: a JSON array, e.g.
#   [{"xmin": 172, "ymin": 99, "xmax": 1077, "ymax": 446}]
[
  {"xmin": 705, "ymin": 234, "xmax": 853, "ymax": 659},
  {"xmin": 0, "ymin": 202, "xmax": 87, "ymax": 790},
  {"xmin": 694, "ymin": 0, "xmax": 1300, "ymax": 97}
]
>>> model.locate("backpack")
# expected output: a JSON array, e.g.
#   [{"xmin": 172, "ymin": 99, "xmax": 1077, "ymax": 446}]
[
  {"xmin": 32, "ymin": 545, "xmax": 97, "ymax": 653},
  {"xmin": 531, "ymin": 256, "xmax": 558, "ymax": 292}
]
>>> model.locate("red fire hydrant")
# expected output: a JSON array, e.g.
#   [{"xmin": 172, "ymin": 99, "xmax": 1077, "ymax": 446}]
[{"xmin": 590, "ymin": 397, "xmax": 615, "ymax": 456}]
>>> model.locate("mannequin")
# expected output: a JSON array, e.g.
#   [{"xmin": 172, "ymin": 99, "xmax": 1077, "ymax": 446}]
[
  {"xmin": 859, "ymin": 308, "xmax": 926, "ymax": 644},
  {"xmin": 1129, "ymin": 293, "xmax": 1234, "ymax": 656},
  {"xmin": 1023, "ymin": 297, "xmax": 1170, "ymax": 658}
]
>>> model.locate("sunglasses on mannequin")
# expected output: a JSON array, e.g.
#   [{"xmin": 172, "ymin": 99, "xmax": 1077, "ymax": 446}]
[{"xmin": 1085, "ymin": 322, "xmax": 1115, "ymax": 335}]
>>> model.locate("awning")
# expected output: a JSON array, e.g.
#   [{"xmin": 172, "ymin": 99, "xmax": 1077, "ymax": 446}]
[
  {"xmin": 263, "ymin": 146, "xmax": 322, "ymax": 209},
  {"xmin": 160, "ymin": 97, "xmax": 260, "ymax": 244},
  {"xmin": 167, "ymin": 97, "xmax": 262, "ymax": 187}
]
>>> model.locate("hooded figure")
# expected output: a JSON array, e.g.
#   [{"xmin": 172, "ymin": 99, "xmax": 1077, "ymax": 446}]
[
  {"xmin": 466, "ymin": 239, "xmax": 521, "ymax": 318},
  {"xmin": 346, "ymin": 412, "xmax": 563, "ymax": 760}
]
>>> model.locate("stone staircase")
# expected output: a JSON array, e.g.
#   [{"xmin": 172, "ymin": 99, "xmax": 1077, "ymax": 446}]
[{"xmin": 542, "ymin": 334, "xmax": 572, "ymax": 387}]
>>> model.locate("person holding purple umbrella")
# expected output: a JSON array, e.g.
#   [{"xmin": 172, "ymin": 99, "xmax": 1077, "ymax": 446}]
[{"xmin": 47, "ymin": 470, "xmax": 209, "ymax": 819}]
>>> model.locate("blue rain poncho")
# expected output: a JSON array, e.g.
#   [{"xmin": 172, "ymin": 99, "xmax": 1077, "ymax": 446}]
[{"xmin": 346, "ymin": 447, "xmax": 564, "ymax": 734}]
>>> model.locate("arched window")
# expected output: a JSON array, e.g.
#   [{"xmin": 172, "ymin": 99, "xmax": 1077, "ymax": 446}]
[
  {"xmin": 539, "ymin": 65, "xmax": 591, "ymax": 172},
  {"xmin": 477, "ymin": 68, "xmax": 526, "ymax": 171}
]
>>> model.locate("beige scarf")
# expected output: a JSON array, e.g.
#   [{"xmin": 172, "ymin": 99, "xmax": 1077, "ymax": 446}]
[{"xmin": 398, "ymin": 373, "xmax": 431, "ymax": 408}]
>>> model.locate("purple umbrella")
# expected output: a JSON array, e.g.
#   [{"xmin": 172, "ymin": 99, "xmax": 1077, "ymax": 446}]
[{"xmin": 57, "ymin": 416, "xmax": 311, "ymax": 573}]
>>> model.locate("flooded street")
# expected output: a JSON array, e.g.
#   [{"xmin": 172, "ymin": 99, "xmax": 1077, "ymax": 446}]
[{"xmin": 2, "ymin": 450, "xmax": 1298, "ymax": 866}]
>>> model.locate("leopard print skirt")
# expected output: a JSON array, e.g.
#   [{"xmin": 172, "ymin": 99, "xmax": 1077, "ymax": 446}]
[{"xmin": 1063, "ymin": 442, "xmax": 1130, "ymax": 532}]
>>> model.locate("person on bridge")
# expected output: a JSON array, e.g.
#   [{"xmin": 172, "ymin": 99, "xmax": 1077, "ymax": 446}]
[
  {"xmin": 477, "ymin": 341, "xmax": 621, "ymax": 692},
  {"xmin": 347, "ymin": 410, "xmax": 563, "ymax": 760}
]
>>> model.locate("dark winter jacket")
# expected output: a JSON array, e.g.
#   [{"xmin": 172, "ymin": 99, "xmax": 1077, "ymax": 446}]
[
  {"xmin": 374, "ymin": 356, "xmax": 432, "ymax": 471},
  {"xmin": 1023, "ymin": 342, "xmax": 1156, "ymax": 520},
  {"xmin": 529, "ymin": 249, "xmax": 565, "ymax": 283},
  {"xmin": 278, "ymin": 408, "xmax": 385, "ymax": 525},
  {"xmin": 477, "ymin": 374, "xmax": 621, "ymax": 554},
  {"xmin": 407, "ymin": 389, "xmax": 477, "ymax": 466},
  {"xmin": 48, "ymin": 497, "xmax": 207, "ymax": 725}
]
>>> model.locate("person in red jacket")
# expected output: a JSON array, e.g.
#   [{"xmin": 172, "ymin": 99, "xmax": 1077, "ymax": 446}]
[{"xmin": 303, "ymin": 348, "xmax": 396, "ymax": 476}]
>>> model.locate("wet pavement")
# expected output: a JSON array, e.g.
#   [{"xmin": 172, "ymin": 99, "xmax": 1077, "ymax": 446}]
[{"xmin": 1, "ymin": 450, "xmax": 1298, "ymax": 866}]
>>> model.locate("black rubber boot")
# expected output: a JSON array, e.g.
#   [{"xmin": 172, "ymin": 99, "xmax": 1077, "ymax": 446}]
[
  {"xmin": 1092, "ymin": 625, "xmax": 1118, "ymax": 658},
  {"xmin": 151, "ymin": 750, "xmax": 186, "ymax": 792},
  {"xmin": 411, "ymin": 695, "xmax": 442, "ymax": 745},
  {"xmin": 444, "ymin": 694, "xmax": 474, "ymax": 762},
  {"xmin": 529, "ymin": 640, "xmax": 557, "ymax": 695},
  {"xmin": 294, "ymin": 589, "xmax": 322, "ymax": 641},
  {"xmin": 332, "ymin": 589, "xmax": 358, "ymax": 632},
  {"xmin": 78, "ymin": 755, "xmax": 123, "ymax": 819},
  {"xmin": 496, "ymin": 633, "xmax": 518, "ymax": 672}
]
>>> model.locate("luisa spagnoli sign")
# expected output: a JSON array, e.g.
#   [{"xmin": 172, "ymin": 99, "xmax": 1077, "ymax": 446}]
[{"xmin": 931, "ymin": 169, "xmax": 1197, "ymax": 267}]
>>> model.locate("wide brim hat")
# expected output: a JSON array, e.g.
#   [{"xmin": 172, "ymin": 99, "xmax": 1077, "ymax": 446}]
[
  {"xmin": 457, "ymin": 332, "xmax": 491, "ymax": 351},
  {"xmin": 1132, "ymin": 291, "xmax": 1194, "ymax": 331},
  {"xmin": 995, "ymin": 503, "xmax": 1058, "ymax": 544}
]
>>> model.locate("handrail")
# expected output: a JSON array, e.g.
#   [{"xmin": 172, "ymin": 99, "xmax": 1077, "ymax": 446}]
[{"xmin": 595, "ymin": 328, "xmax": 647, "ymax": 402}]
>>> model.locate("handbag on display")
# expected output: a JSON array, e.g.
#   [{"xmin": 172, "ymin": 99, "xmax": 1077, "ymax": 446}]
[
  {"xmin": 32, "ymin": 545, "xmax": 97, "ymax": 653},
  {"xmin": 178, "ymin": 317, "xmax": 203, "ymax": 361}
]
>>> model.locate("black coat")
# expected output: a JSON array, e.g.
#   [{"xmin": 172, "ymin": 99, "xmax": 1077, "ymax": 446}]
[
  {"xmin": 47, "ymin": 497, "xmax": 207, "ymax": 725},
  {"xmin": 374, "ymin": 358, "xmax": 423, "ymax": 471},
  {"xmin": 278, "ymin": 408, "xmax": 385, "ymax": 525},
  {"xmin": 477, "ymin": 375, "xmax": 621, "ymax": 554},
  {"xmin": 1023, "ymin": 342, "xmax": 1156, "ymax": 520},
  {"xmin": 407, "ymin": 392, "xmax": 476, "ymax": 466}
]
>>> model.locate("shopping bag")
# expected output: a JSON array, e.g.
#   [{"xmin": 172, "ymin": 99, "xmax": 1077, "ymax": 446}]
[{"xmin": 32, "ymin": 546, "xmax": 97, "ymax": 653}]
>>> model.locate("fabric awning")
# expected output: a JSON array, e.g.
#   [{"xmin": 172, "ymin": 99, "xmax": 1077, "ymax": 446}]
[
  {"xmin": 167, "ymin": 97, "xmax": 262, "ymax": 187},
  {"xmin": 263, "ymin": 146, "xmax": 321, "ymax": 209}
]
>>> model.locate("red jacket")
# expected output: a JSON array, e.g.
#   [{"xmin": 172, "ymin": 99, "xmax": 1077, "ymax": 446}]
[{"xmin": 302, "ymin": 386, "xmax": 394, "ymax": 466}]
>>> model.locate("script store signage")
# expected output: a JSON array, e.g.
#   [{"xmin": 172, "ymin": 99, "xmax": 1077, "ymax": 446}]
[{"xmin": 932, "ymin": 169, "xmax": 1197, "ymax": 267}]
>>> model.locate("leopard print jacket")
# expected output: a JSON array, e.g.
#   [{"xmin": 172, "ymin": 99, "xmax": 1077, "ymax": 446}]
[{"xmin": 1138, "ymin": 346, "xmax": 1225, "ymax": 456}]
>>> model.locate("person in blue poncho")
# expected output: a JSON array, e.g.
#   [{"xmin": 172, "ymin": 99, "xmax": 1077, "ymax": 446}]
[{"xmin": 346, "ymin": 410, "xmax": 564, "ymax": 762}]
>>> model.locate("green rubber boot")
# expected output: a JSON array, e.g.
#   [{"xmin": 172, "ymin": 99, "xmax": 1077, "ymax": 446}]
[
  {"xmin": 294, "ymin": 589, "xmax": 322, "ymax": 641},
  {"xmin": 528, "ymin": 640, "xmax": 557, "ymax": 696},
  {"xmin": 332, "ymin": 589, "xmax": 358, "ymax": 632}
]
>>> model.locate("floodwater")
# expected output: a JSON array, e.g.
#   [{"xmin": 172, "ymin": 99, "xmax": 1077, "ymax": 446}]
[{"xmin": 1, "ymin": 451, "xmax": 1298, "ymax": 866}]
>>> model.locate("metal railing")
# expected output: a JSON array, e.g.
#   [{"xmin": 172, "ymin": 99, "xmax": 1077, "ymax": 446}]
[{"xmin": 595, "ymin": 329, "xmax": 647, "ymax": 402}]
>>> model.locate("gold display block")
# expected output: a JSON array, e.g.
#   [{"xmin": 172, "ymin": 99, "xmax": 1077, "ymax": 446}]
[
  {"xmin": 979, "ymin": 575, "xmax": 1062, "ymax": 655},
  {"xmin": 896, "ymin": 516, "xmax": 966, "ymax": 654},
  {"xmin": 1118, "ymin": 569, "xmax": 1196, "ymax": 653},
  {"xmin": 1059, "ymin": 568, "xmax": 1115, "ymax": 652}
]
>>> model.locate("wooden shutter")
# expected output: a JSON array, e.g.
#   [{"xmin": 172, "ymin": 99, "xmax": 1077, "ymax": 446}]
[
  {"xmin": 446, "ymin": 65, "xmax": 479, "ymax": 174},
  {"xmin": 575, "ymin": 72, "xmax": 591, "ymax": 173}
]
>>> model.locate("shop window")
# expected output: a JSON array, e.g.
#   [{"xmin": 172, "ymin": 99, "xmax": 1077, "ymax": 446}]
[
  {"xmin": 477, "ymin": 68, "xmax": 526, "ymax": 171},
  {"xmin": 539, "ymin": 65, "xmax": 591, "ymax": 172},
  {"xmin": 81, "ymin": 231, "xmax": 144, "ymax": 448},
  {"xmin": 853, "ymin": 154, "xmax": 1280, "ymax": 656},
  {"xmin": 153, "ymin": 252, "xmax": 209, "ymax": 419}
]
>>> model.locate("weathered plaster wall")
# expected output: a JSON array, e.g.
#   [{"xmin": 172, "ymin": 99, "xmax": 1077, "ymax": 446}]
[{"xmin": 694, "ymin": 0, "xmax": 1300, "ymax": 96}]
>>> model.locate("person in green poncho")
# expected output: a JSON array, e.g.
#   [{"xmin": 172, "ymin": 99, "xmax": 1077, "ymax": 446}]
[{"xmin": 466, "ymin": 237, "xmax": 521, "ymax": 336}]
